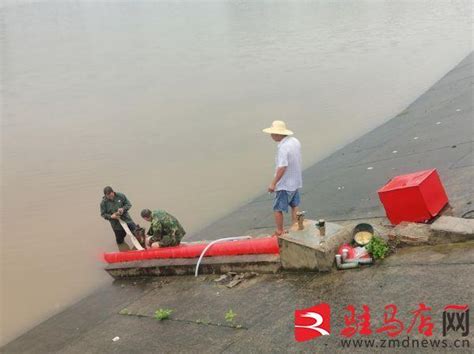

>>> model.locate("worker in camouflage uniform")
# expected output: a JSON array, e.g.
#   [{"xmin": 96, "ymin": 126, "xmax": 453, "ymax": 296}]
[
  {"xmin": 140, "ymin": 209, "xmax": 186, "ymax": 248},
  {"xmin": 100, "ymin": 186, "xmax": 136, "ymax": 249}
]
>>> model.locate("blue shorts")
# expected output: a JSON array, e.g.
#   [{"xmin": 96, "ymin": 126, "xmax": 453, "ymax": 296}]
[{"xmin": 273, "ymin": 190, "xmax": 300, "ymax": 212}]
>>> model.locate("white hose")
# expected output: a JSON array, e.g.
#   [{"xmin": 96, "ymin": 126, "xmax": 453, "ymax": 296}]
[
  {"xmin": 194, "ymin": 236, "xmax": 252, "ymax": 277},
  {"xmin": 119, "ymin": 219, "xmax": 144, "ymax": 251}
]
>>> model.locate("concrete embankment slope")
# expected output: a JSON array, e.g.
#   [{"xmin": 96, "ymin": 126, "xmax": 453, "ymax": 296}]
[
  {"xmin": 192, "ymin": 52, "xmax": 473, "ymax": 240},
  {"xmin": 1, "ymin": 54, "xmax": 472, "ymax": 354},
  {"xmin": 6, "ymin": 242, "xmax": 474, "ymax": 354}
]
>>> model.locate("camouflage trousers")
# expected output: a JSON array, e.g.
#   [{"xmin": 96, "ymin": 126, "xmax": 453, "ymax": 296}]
[{"xmin": 148, "ymin": 231, "xmax": 184, "ymax": 247}]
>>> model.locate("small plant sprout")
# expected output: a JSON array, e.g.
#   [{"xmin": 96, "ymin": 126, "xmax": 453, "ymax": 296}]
[
  {"xmin": 155, "ymin": 308, "xmax": 173, "ymax": 321},
  {"xmin": 225, "ymin": 309, "xmax": 237, "ymax": 323},
  {"xmin": 119, "ymin": 308, "xmax": 130, "ymax": 315}
]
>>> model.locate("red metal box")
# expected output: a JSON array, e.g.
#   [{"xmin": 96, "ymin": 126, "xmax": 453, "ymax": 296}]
[{"xmin": 378, "ymin": 169, "xmax": 448, "ymax": 225}]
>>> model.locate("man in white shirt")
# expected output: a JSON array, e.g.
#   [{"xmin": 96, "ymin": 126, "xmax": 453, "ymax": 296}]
[{"xmin": 263, "ymin": 120, "xmax": 302, "ymax": 236}]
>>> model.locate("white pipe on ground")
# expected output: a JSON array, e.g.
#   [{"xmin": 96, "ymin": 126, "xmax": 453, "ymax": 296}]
[
  {"xmin": 119, "ymin": 219, "xmax": 144, "ymax": 251},
  {"xmin": 194, "ymin": 236, "xmax": 252, "ymax": 277}
]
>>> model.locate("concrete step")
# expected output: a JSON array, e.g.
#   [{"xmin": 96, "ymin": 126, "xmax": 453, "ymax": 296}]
[
  {"xmin": 430, "ymin": 215, "xmax": 474, "ymax": 243},
  {"xmin": 105, "ymin": 254, "xmax": 281, "ymax": 279},
  {"xmin": 389, "ymin": 216, "xmax": 474, "ymax": 246}
]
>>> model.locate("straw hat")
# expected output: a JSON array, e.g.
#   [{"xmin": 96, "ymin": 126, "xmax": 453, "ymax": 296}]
[{"xmin": 262, "ymin": 120, "xmax": 294, "ymax": 135}]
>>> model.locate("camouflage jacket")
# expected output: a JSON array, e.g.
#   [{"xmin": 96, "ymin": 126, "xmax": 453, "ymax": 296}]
[
  {"xmin": 100, "ymin": 192, "xmax": 134, "ymax": 230},
  {"xmin": 147, "ymin": 209, "xmax": 185, "ymax": 247}
]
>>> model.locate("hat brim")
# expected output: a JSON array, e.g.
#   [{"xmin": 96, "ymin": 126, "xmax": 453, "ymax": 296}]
[{"xmin": 262, "ymin": 127, "xmax": 294, "ymax": 135}]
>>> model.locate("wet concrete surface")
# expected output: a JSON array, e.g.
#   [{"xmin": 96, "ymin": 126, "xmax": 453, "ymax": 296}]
[
  {"xmin": 2, "ymin": 242, "xmax": 473, "ymax": 353},
  {"xmin": 2, "ymin": 53, "xmax": 473, "ymax": 353}
]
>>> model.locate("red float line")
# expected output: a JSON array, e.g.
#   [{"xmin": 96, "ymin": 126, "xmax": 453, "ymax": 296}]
[{"xmin": 103, "ymin": 236, "xmax": 280, "ymax": 264}]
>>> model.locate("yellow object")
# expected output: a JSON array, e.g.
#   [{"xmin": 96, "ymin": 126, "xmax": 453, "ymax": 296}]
[
  {"xmin": 262, "ymin": 120, "xmax": 294, "ymax": 135},
  {"xmin": 354, "ymin": 231, "xmax": 373, "ymax": 245}
]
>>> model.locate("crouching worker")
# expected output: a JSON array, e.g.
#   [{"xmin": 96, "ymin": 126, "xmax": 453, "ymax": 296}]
[{"xmin": 140, "ymin": 209, "xmax": 186, "ymax": 248}]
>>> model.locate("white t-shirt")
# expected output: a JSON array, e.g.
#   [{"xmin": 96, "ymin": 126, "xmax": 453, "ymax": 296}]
[{"xmin": 275, "ymin": 136, "xmax": 302, "ymax": 191}]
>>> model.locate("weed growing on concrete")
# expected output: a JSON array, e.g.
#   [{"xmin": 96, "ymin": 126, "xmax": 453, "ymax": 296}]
[
  {"xmin": 366, "ymin": 236, "xmax": 389, "ymax": 259},
  {"xmin": 155, "ymin": 308, "xmax": 173, "ymax": 321},
  {"xmin": 119, "ymin": 308, "xmax": 131, "ymax": 315},
  {"xmin": 225, "ymin": 309, "xmax": 236, "ymax": 323}
]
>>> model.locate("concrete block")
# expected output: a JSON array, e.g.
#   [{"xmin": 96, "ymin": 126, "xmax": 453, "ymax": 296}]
[
  {"xmin": 389, "ymin": 217, "xmax": 474, "ymax": 246},
  {"xmin": 430, "ymin": 216, "xmax": 474, "ymax": 243},
  {"xmin": 431, "ymin": 216, "xmax": 474, "ymax": 234},
  {"xmin": 278, "ymin": 220, "xmax": 352, "ymax": 272},
  {"xmin": 389, "ymin": 222, "xmax": 432, "ymax": 245}
]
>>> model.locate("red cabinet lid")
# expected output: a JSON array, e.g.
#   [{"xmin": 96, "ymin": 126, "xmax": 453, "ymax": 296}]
[{"xmin": 378, "ymin": 169, "xmax": 436, "ymax": 192}]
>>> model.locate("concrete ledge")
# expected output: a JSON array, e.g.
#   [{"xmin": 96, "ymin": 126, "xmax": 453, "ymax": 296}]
[
  {"xmin": 389, "ymin": 222, "xmax": 433, "ymax": 246},
  {"xmin": 278, "ymin": 225, "xmax": 352, "ymax": 272},
  {"xmin": 430, "ymin": 216, "xmax": 474, "ymax": 243},
  {"xmin": 105, "ymin": 254, "xmax": 281, "ymax": 279},
  {"xmin": 389, "ymin": 217, "xmax": 474, "ymax": 246}
]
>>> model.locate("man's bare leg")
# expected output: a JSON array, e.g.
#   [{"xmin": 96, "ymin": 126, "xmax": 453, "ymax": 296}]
[
  {"xmin": 274, "ymin": 211, "xmax": 284, "ymax": 235},
  {"xmin": 291, "ymin": 206, "xmax": 299, "ymax": 225}
]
